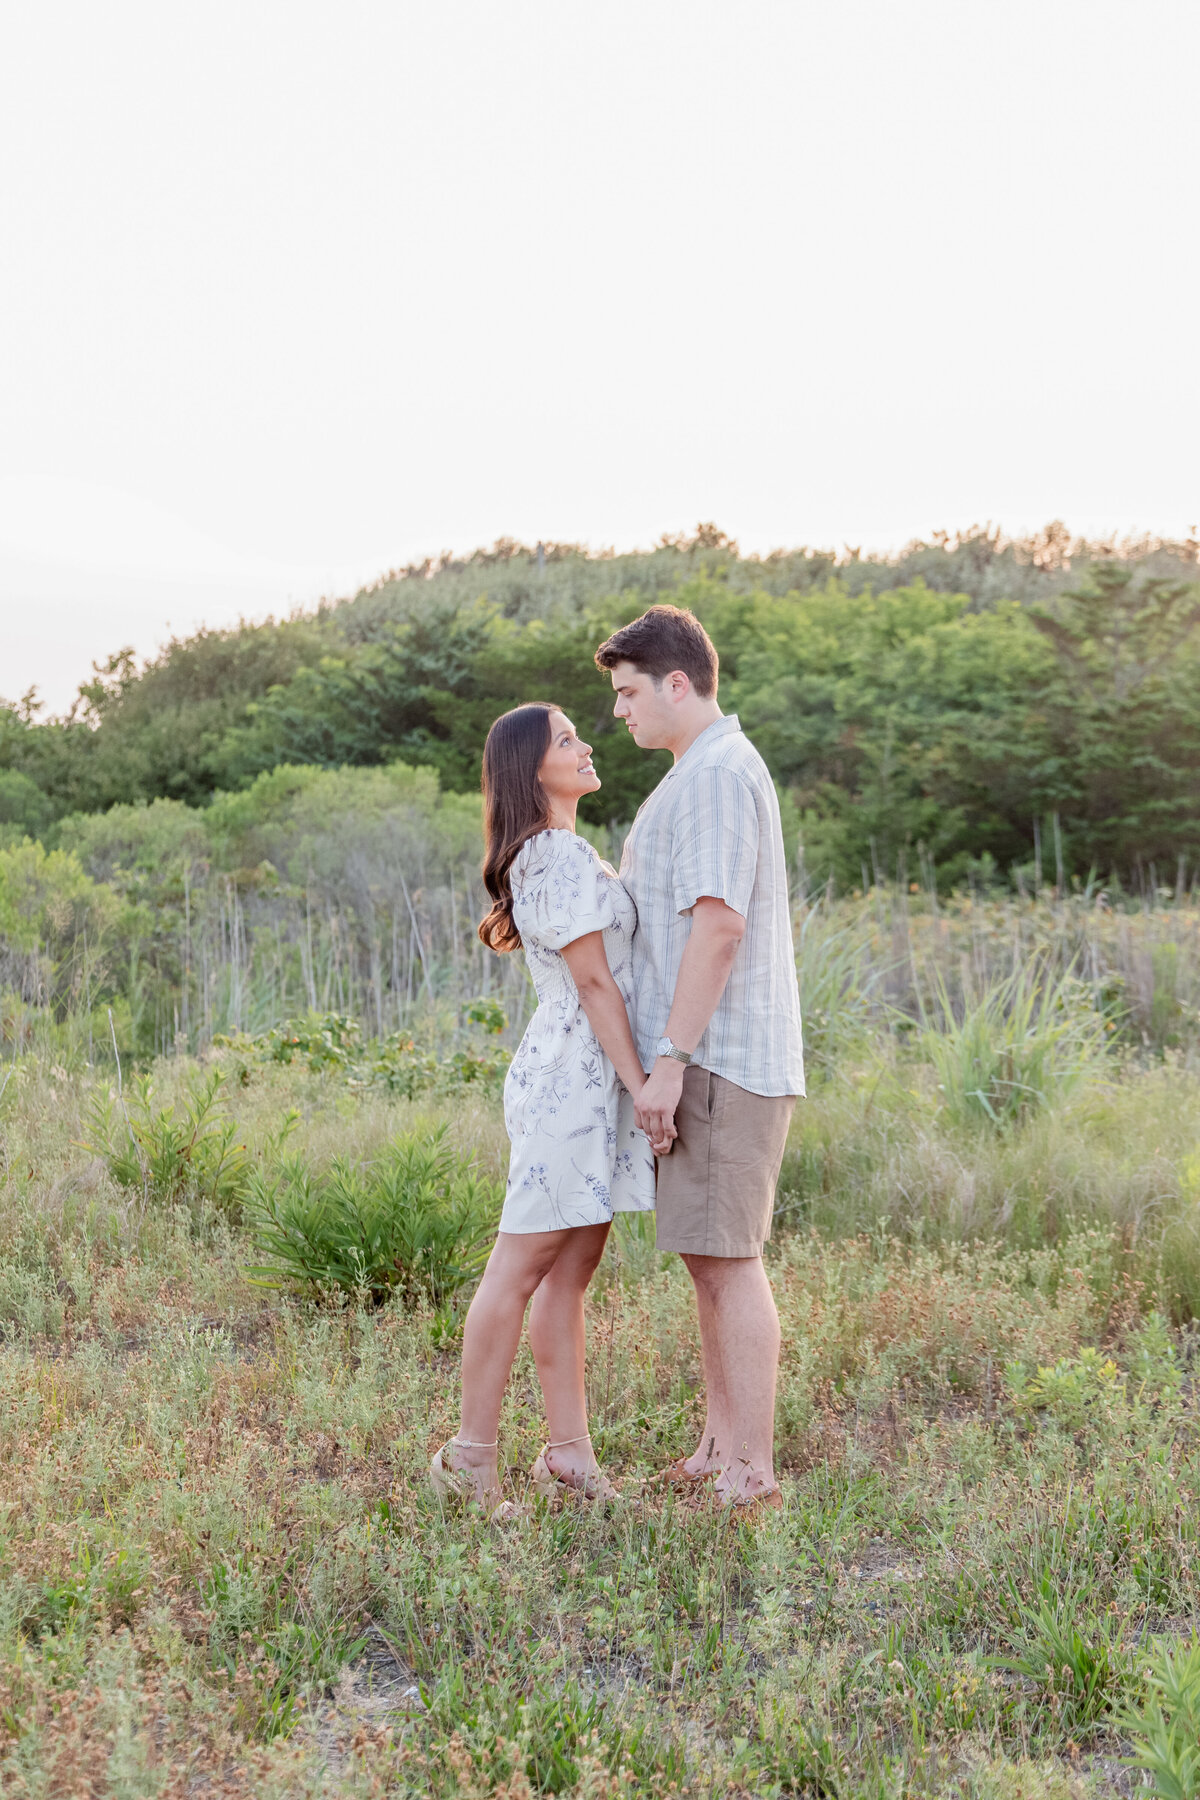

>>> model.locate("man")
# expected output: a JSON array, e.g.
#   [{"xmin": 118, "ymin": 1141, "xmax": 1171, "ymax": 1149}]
[{"xmin": 594, "ymin": 605, "xmax": 804, "ymax": 1513}]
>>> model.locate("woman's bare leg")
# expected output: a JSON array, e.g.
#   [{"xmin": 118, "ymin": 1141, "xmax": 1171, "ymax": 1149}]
[
  {"xmin": 444, "ymin": 1228, "xmax": 571, "ymax": 1502},
  {"xmin": 526, "ymin": 1222, "xmax": 611, "ymax": 1484}
]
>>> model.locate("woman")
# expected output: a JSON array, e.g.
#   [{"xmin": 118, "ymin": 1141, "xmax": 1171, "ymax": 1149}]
[{"xmin": 429, "ymin": 702, "xmax": 661, "ymax": 1514}]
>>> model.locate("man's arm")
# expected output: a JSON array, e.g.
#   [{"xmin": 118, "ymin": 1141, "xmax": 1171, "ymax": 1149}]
[{"xmin": 634, "ymin": 895, "xmax": 746, "ymax": 1150}]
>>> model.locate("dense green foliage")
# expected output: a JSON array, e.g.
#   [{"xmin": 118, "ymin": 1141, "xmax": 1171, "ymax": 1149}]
[
  {"xmin": 244, "ymin": 1127, "xmax": 500, "ymax": 1308},
  {"xmin": 0, "ymin": 760, "xmax": 506, "ymax": 1060},
  {"xmin": 4, "ymin": 525, "xmax": 1199, "ymax": 889}
]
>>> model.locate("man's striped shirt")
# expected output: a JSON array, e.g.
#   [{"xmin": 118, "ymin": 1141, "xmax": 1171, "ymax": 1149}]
[{"xmin": 620, "ymin": 714, "xmax": 805, "ymax": 1098}]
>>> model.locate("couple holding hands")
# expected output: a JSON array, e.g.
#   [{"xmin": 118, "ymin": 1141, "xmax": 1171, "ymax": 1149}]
[{"xmin": 429, "ymin": 605, "xmax": 805, "ymax": 1520}]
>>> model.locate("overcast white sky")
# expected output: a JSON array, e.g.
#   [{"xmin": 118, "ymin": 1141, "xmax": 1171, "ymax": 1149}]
[{"xmin": 2, "ymin": 0, "xmax": 1197, "ymax": 713}]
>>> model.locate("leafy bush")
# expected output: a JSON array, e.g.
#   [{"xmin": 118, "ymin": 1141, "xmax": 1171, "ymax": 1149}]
[
  {"xmin": 253, "ymin": 1013, "xmax": 361, "ymax": 1071},
  {"xmin": 82, "ymin": 1068, "xmax": 278, "ymax": 1213},
  {"xmin": 354, "ymin": 1032, "xmax": 510, "ymax": 1100},
  {"xmin": 233, "ymin": 1004, "xmax": 512, "ymax": 1101},
  {"xmin": 243, "ymin": 1127, "xmax": 499, "ymax": 1306},
  {"xmin": 1005, "ymin": 1346, "xmax": 1126, "ymax": 1432},
  {"xmin": 916, "ymin": 964, "xmax": 1108, "ymax": 1128}
]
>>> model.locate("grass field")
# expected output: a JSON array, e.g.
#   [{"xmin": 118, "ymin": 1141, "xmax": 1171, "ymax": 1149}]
[{"xmin": 3, "ymin": 897, "xmax": 1200, "ymax": 1796}]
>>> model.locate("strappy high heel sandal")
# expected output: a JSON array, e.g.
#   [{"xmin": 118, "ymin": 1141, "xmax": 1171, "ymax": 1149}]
[
  {"xmin": 529, "ymin": 1432, "xmax": 620, "ymax": 1504},
  {"xmin": 429, "ymin": 1439, "xmax": 523, "ymax": 1522}
]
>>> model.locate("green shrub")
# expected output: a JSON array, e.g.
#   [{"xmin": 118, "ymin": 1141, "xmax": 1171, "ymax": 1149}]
[
  {"xmin": 232, "ymin": 1004, "xmax": 512, "ymax": 1101},
  {"xmin": 81, "ymin": 1068, "xmax": 274, "ymax": 1213},
  {"xmin": 253, "ymin": 1012, "xmax": 362, "ymax": 1071},
  {"xmin": 1005, "ymin": 1346, "xmax": 1126, "ymax": 1433},
  {"xmin": 354, "ymin": 1031, "xmax": 511, "ymax": 1101},
  {"xmin": 243, "ymin": 1127, "xmax": 499, "ymax": 1306}
]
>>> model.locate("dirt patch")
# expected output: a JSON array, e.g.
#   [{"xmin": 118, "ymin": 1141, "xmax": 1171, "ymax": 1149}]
[{"xmin": 307, "ymin": 1625, "xmax": 426, "ymax": 1775}]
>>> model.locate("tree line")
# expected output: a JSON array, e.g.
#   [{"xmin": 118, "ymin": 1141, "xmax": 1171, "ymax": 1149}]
[{"xmin": 3, "ymin": 524, "xmax": 1200, "ymax": 889}]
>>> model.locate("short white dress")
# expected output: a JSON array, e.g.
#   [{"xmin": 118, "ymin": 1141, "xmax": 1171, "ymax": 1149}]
[{"xmin": 500, "ymin": 829, "xmax": 657, "ymax": 1233}]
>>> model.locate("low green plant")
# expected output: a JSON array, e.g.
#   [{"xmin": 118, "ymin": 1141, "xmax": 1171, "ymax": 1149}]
[
  {"xmin": 243, "ymin": 1126, "xmax": 500, "ymax": 1305},
  {"xmin": 1005, "ymin": 1346, "xmax": 1126, "ymax": 1432},
  {"xmin": 1128, "ymin": 1310, "xmax": 1184, "ymax": 1398},
  {"xmin": 237, "ymin": 1003, "xmax": 512, "ymax": 1100},
  {"xmin": 251, "ymin": 1012, "xmax": 362, "ymax": 1071},
  {"xmin": 915, "ymin": 963, "xmax": 1108, "ymax": 1128},
  {"xmin": 80, "ymin": 1068, "xmax": 274, "ymax": 1213},
  {"xmin": 1120, "ymin": 1638, "xmax": 1200, "ymax": 1800},
  {"xmin": 348, "ymin": 1034, "xmax": 506, "ymax": 1101},
  {"xmin": 996, "ymin": 1587, "xmax": 1130, "ymax": 1736}
]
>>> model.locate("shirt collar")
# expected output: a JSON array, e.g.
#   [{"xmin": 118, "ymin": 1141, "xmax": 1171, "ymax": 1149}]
[{"xmin": 666, "ymin": 713, "xmax": 741, "ymax": 780}]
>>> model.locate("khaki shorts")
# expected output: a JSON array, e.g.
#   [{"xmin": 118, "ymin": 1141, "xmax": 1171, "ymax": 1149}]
[{"xmin": 655, "ymin": 1066, "xmax": 797, "ymax": 1258}]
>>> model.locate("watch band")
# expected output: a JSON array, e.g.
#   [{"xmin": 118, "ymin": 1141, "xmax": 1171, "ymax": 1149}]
[{"xmin": 655, "ymin": 1035, "xmax": 692, "ymax": 1065}]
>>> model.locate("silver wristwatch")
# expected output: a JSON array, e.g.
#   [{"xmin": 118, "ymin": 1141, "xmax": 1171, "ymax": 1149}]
[{"xmin": 655, "ymin": 1035, "xmax": 692, "ymax": 1065}]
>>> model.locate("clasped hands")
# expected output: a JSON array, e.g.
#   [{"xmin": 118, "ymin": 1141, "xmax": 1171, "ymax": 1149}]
[{"xmin": 634, "ymin": 1056, "xmax": 685, "ymax": 1157}]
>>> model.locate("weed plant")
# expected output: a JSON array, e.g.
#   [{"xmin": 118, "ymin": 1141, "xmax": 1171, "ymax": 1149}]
[
  {"xmin": 244, "ymin": 1128, "xmax": 500, "ymax": 1308},
  {"xmin": 81, "ymin": 1066, "xmax": 299, "ymax": 1221},
  {"xmin": 1120, "ymin": 1637, "xmax": 1200, "ymax": 1800}
]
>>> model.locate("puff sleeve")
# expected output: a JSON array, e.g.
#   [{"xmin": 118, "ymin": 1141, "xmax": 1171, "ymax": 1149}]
[{"xmin": 511, "ymin": 831, "xmax": 616, "ymax": 951}]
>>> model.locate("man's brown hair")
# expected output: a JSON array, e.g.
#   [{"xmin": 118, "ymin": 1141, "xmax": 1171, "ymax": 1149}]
[{"xmin": 593, "ymin": 604, "xmax": 718, "ymax": 698}]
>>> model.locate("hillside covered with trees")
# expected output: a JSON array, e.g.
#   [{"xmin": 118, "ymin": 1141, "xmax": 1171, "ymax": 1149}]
[{"xmin": 3, "ymin": 522, "xmax": 1199, "ymax": 890}]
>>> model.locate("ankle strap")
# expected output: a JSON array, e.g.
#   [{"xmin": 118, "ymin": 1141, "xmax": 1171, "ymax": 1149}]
[
  {"xmin": 452, "ymin": 1437, "xmax": 497, "ymax": 1449},
  {"xmin": 548, "ymin": 1433, "xmax": 591, "ymax": 1448}
]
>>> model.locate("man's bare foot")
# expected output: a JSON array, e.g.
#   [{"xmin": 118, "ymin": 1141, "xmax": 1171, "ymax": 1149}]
[
  {"xmin": 713, "ymin": 1455, "xmax": 777, "ymax": 1504},
  {"xmin": 681, "ymin": 1433, "xmax": 724, "ymax": 1479}
]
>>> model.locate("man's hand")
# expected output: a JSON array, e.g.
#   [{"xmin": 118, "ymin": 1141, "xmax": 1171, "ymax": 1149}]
[{"xmin": 635, "ymin": 1057, "xmax": 685, "ymax": 1155}]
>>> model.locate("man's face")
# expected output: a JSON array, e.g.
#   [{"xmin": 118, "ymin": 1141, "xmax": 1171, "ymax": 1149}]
[{"xmin": 609, "ymin": 660, "xmax": 675, "ymax": 749}]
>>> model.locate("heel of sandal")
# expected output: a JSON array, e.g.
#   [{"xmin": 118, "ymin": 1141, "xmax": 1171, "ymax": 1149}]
[
  {"xmin": 429, "ymin": 1441, "xmax": 500, "ymax": 1510},
  {"xmin": 428, "ymin": 1446, "xmax": 457, "ymax": 1505},
  {"xmin": 529, "ymin": 1452, "xmax": 559, "ymax": 1499},
  {"xmin": 528, "ymin": 1446, "xmax": 619, "ymax": 1504}
]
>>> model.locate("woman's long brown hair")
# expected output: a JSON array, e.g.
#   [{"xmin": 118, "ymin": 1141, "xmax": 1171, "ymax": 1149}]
[{"xmin": 478, "ymin": 703, "xmax": 559, "ymax": 952}]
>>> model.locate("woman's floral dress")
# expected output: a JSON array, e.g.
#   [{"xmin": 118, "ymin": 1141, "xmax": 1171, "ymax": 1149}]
[{"xmin": 500, "ymin": 829, "xmax": 656, "ymax": 1233}]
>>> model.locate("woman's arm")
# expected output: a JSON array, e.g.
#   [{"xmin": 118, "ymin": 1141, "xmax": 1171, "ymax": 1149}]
[{"xmin": 559, "ymin": 931, "xmax": 650, "ymax": 1105}]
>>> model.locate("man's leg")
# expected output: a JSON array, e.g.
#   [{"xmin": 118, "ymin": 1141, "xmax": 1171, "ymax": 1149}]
[
  {"xmin": 681, "ymin": 1252, "xmax": 780, "ymax": 1499},
  {"xmin": 679, "ymin": 1275, "xmax": 732, "ymax": 1476}
]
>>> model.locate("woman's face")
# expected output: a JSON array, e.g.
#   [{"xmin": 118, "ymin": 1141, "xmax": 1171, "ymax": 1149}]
[{"xmin": 539, "ymin": 709, "xmax": 600, "ymax": 806}]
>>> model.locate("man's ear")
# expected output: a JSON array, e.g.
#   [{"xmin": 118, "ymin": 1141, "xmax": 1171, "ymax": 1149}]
[{"xmin": 667, "ymin": 670, "xmax": 691, "ymax": 703}]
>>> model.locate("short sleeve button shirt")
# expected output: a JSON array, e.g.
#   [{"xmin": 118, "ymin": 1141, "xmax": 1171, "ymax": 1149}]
[{"xmin": 620, "ymin": 714, "xmax": 805, "ymax": 1098}]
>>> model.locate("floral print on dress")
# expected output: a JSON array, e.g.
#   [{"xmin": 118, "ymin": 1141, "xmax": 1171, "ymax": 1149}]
[{"xmin": 499, "ymin": 830, "xmax": 656, "ymax": 1233}]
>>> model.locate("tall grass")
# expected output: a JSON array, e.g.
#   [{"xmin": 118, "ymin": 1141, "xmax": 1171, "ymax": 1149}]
[
  {"xmin": 793, "ymin": 880, "xmax": 1200, "ymax": 1063},
  {"xmin": 914, "ymin": 963, "xmax": 1108, "ymax": 1128}
]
